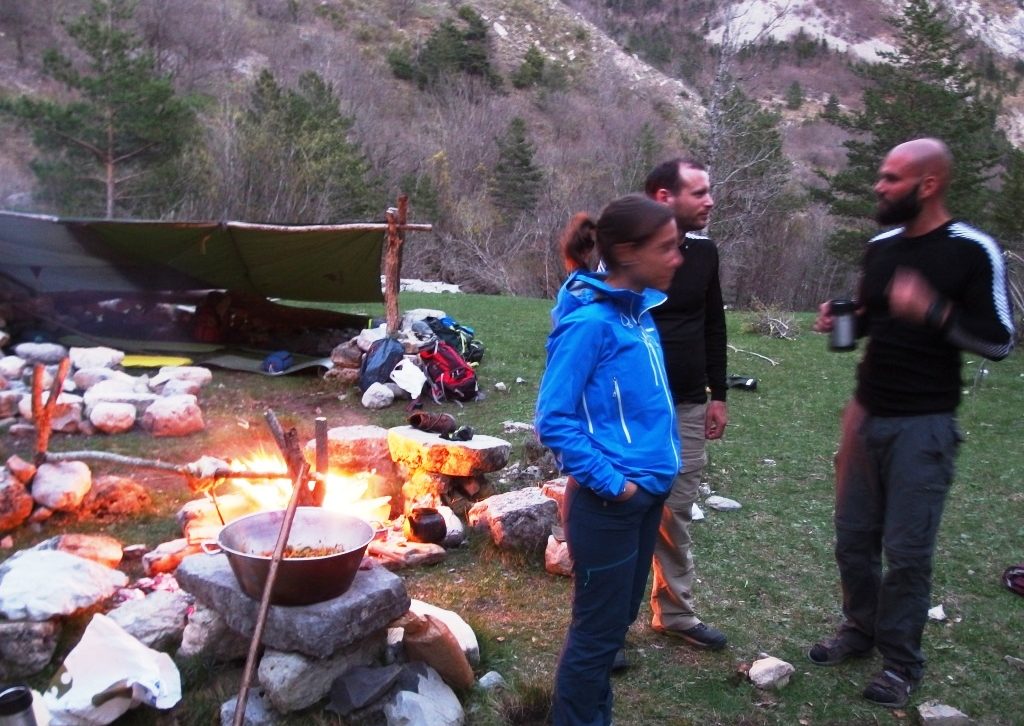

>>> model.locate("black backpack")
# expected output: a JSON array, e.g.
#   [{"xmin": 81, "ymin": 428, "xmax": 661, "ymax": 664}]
[
  {"xmin": 358, "ymin": 337, "xmax": 406, "ymax": 392},
  {"xmin": 424, "ymin": 316, "xmax": 485, "ymax": 364}
]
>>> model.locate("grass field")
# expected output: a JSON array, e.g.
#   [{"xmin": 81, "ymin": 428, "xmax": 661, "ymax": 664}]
[{"xmin": 4, "ymin": 291, "xmax": 1023, "ymax": 725}]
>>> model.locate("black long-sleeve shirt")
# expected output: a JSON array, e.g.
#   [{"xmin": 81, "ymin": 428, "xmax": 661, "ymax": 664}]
[
  {"xmin": 856, "ymin": 220, "xmax": 1014, "ymax": 416},
  {"xmin": 651, "ymin": 232, "xmax": 728, "ymax": 405}
]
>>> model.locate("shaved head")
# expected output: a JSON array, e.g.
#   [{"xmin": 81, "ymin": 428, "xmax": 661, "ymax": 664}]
[{"xmin": 887, "ymin": 138, "xmax": 952, "ymax": 192}]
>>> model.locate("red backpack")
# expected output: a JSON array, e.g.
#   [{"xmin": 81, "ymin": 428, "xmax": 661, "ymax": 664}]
[{"xmin": 419, "ymin": 340, "xmax": 478, "ymax": 403}]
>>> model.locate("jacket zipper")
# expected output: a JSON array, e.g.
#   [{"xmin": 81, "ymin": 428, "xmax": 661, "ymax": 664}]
[{"xmin": 612, "ymin": 377, "xmax": 632, "ymax": 443}]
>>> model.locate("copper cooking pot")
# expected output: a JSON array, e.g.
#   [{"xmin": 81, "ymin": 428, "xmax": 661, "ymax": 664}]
[{"xmin": 208, "ymin": 507, "xmax": 373, "ymax": 606}]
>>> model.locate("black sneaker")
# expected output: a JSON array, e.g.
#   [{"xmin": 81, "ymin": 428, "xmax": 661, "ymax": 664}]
[
  {"xmin": 807, "ymin": 635, "xmax": 872, "ymax": 666},
  {"xmin": 611, "ymin": 648, "xmax": 628, "ymax": 673},
  {"xmin": 654, "ymin": 623, "xmax": 727, "ymax": 650},
  {"xmin": 862, "ymin": 669, "xmax": 917, "ymax": 708}
]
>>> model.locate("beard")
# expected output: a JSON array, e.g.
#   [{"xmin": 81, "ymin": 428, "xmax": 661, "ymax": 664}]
[{"xmin": 875, "ymin": 183, "xmax": 922, "ymax": 226}]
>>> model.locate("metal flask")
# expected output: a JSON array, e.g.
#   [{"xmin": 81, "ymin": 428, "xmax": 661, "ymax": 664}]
[
  {"xmin": 0, "ymin": 685, "xmax": 38, "ymax": 726},
  {"xmin": 829, "ymin": 298, "xmax": 857, "ymax": 351}
]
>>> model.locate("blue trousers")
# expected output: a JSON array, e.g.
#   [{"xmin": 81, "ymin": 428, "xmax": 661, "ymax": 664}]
[
  {"xmin": 552, "ymin": 479, "xmax": 667, "ymax": 726},
  {"xmin": 833, "ymin": 400, "xmax": 961, "ymax": 681}
]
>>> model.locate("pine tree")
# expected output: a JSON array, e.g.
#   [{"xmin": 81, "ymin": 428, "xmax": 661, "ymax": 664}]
[
  {"xmin": 511, "ymin": 45, "xmax": 546, "ymax": 89},
  {"xmin": 821, "ymin": 0, "xmax": 1004, "ymax": 260},
  {"xmin": 785, "ymin": 81, "xmax": 804, "ymax": 110},
  {"xmin": 233, "ymin": 70, "xmax": 379, "ymax": 223},
  {"xmin": 821, "ymin": 93, "xmax": 841, "ymax": 121},
  {"xmin": 0, "ymin": 0, "xmax": 198, "ymax": 217},
  {"xmin": 992, "ymin": 148, "xmax": 1024, "ymax": 251},
  {"xmin": 489, "ymin": 117, "xmax": 544, "ymax": 218}
]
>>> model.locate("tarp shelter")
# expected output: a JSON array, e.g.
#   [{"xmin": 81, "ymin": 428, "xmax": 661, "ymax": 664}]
[{"xmin": 0, "ymin": 211, "xmax": 385, "ymax": 303}]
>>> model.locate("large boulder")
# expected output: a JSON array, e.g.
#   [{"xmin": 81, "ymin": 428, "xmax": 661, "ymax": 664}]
[
  {"xmin": 0, "ymin": 472, "xmax": 34, "ymax": 533},
  {"xmin": 31, "ymin": 461, "xmax": 92, "ymax": 512},
  {"xmin": 467, "ymin": 487, "xmax": 558, "ymax": 551},
  {"xmin": 388, "ymin": 426, "xmax": 510, "ymax": 477},
  {"xmin": 141, "ymin": 394, "xmax": 205, "ymax": 437},
  {"xmin": 0, "ymin": 550, "xmax": 127, "ymax": 620}
]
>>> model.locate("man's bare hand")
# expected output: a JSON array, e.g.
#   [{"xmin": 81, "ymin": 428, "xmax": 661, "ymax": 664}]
[
  {"xmin": 706, "ymin": 400, "xmax": 728, "ymax": 440},
  {"xmin": 887, "ymin": 267, "xmax": 935, "ymax": 324},
  {"xmin": 813, "ymin": 301, "xmax": 833, "ymax": 333}
]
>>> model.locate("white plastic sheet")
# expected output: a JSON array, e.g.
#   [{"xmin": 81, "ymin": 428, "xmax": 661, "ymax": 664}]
[{"xmin": 43, "ymin": 614, "xmax": 181, "ymax": 725}]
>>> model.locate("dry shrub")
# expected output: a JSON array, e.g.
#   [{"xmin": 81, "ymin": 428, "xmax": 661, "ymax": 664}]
[{"xmin": 743, "ymin": 298, "xmax": 800, "ymax": 340}]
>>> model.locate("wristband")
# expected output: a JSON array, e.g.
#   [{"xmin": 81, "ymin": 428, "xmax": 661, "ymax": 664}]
[{"xmin": 925, "ymin": 298, "xmax": 948, "ymax": 329}]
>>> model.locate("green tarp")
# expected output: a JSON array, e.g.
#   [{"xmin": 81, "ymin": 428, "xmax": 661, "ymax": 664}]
[{"xmin": 0, "ymin": 211, "xmax": 386, "ymax": 303}]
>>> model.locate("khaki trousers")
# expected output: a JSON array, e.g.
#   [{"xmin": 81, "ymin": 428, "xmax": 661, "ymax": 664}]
[{"xmin": 650, "ymin": 402, "xmax": 707, "ymax": 631}]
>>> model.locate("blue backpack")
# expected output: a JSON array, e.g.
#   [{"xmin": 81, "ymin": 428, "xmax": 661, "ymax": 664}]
[{"xmin": 358, "ymin": 338, "xmax": 406, "ymax": 391}]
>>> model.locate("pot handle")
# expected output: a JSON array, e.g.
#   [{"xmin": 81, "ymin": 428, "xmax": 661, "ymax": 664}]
[{"xmin": 200, "ymin": 541, "xmax": 222, "ymax": 555}]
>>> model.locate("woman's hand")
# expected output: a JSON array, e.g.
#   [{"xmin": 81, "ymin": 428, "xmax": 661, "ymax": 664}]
[{"xmin": 612, "ymin": 481, "xmax": 638, "ymax": 501}]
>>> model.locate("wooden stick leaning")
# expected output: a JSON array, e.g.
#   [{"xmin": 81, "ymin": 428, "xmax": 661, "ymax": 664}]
[
  {"xmin": 32, "ymin": 358, "xmax": 71, "ymax": 466},
  {"xmin": 232, "ymin": 410, "xmax": 310, "ymax": 726}
]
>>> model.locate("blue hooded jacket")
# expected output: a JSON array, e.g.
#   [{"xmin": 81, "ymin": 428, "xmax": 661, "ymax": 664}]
[{"xmin": 536, "ymin": 270, "xmax": 682, "ymax": 499}]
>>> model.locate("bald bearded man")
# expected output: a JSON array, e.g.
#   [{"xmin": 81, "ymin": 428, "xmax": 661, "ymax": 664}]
[{"xmin": 809, "ymin": 138, "xmax": 1014, "ymax": 708}]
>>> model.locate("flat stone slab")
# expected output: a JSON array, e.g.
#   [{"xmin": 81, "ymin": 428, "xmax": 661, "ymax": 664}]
[
  {"xmin": 175, "ymin": 553, "xmax": 410, "ymax": 658},
  {"xmin": 387, "ymin": 425, "xmax": 510, "ymax": 476}
]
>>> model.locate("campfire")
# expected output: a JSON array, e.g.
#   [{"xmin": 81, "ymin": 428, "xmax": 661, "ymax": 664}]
[{"xmin": 216, "ymin": 448, "xmax": 393, "ymax": 528}]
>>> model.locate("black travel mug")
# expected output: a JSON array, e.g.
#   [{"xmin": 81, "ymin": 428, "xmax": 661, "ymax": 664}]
[
  {"xmin": 829, "ymin": 299, "xmax": 857, "ymax": 351},
  {"xmin": 0, "ymin": 685, "xmax": 38, "ymax": 726}
]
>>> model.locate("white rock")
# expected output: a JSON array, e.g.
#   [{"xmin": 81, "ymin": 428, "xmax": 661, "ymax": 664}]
[
  {"xmin": 494, "ymin": 382, "xmax": 507, "ymax": 391},
  {"xmin": 0, "ymin": 356, "xmax": 27, "ymax": 380},
  {"xmin": 149, "ymin": 365, "xmax": 213, "ymax": 389},
  {"xmin": 0, "ymin": 550, "xmax": 127, "ymax": 620},
  {"xmin": 31, "ymin": 461, "xmax": 92, "ymax": 511},
  {"xmin": 69, "ymin": 346, "xmax": 124, "ymax": 370},
  {"xmin": 705, "ymin": 495, "xmax": 741, "ymax": 511},
  {"xmin": 141, "ymin": 394, "xmax": 205, "ymax": 437},
  {"xmin": 90, "ymin": 401, "xmax": 138, "ymax": 434},
  {"xmin": 545, "ymin": 535, "xmax": 573, "ymax": 577},
  {"xmin": 477, "ymin": 671, "xmax": 508, "ymax": 690},
  {"xmin": 355, "ymin": 325, "xmax": 388, "ymax": 352},
  {"xmin": 158, "ymin": 377, "xmax": 203, "ymax": 396},
  {"xmin": 691, "ymin": 502, "xmax": 705, "ymax": 521},
  {"xmin": 13, "ymin": 342, "xmax": 67, "ymax": 365},
  {"xmin": 107, "ymin": 589, "xmax": 192, "ymax": 650},
  {"xmin": 17, "ymin": 392, "xmax": 84, "ymax": 433},
  {"xmin": 73, "ymin": 367, "xmax": 136, "ymax": 391},
  {"xmin": 361, "ymin": 382, "xmax": 395, "ymax": 409},
  {"xmin": 437, "ymin": 505, "xmax": 465, "ymax": 548},
  {"xmin": 409, "ymin": 599, "xmax": 479, "ymax": 666},
  {"xmin": 927, "ymin": 604, "xmax": 947, "ymax": 621},
  {"xmin": 748, "ymin": 656, "xmax": 795, "ymax": 689}
]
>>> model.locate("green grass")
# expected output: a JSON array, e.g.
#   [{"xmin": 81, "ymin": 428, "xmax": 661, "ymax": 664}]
[{"xmin": 4, "ymin": 292, "xmax": 1023, "ymax": 725}]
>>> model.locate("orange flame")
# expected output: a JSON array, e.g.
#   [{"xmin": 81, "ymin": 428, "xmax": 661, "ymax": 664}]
[{"xmin": 227, "ymin": 448, "xmax": 391, "ymax": 525}]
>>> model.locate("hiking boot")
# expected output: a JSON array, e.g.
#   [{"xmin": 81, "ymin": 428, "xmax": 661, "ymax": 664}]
[
  {"xmin": 407, "ymin": 411, "xmax": 457, "ymax": 435},
  {"xmin": 654, "ymin": 623, "xmax": 727, "ymax": 651},
  {"xmin": 807, "ymin": 635, "xmax": 872, "ymax": 666},
  {"xmin": 611, "ymin": 648, "xmax": 628, "ymax": 673},
  {"xmin": 862, "ymin": 668, "xmax": 917, "ymax": 708}
]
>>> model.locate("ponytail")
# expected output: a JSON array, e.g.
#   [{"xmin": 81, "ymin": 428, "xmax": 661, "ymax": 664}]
[{"xmin": 560, "ymin": 212, "xmax": 598, "ymax": 273}]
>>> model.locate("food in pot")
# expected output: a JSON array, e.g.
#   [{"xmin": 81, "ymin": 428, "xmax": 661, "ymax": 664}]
[{"xmin": 256, "ymin": 544, "xmax": 346, "ymax": 559}]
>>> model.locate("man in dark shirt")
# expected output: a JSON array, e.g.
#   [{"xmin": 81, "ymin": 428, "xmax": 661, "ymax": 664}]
[
  {"xmin": 644, "ymin": 158, "xmax": 729, "ymax": 650},
  {"xmin": 810, "ymin": 138, "xmax": 1014, "ymax": 708}
]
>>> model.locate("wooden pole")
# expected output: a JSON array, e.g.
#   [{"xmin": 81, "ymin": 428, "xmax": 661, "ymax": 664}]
[
  {"xmin": 383, "ymin": 195, "xmax": 409, "ymax": 334},
  {"xmin": 313, "ymin": 416, "xmax": 328, "ymax": 507},
  {"xmin": 233, "ymin": 410, "xmax": 310, "ymax": 726},
  {"xmin": 32, "ymin": 357, "xmax": 71, "ymax": 467}
]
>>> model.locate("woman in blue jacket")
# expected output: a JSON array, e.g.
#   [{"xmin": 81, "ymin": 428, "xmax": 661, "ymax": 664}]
[{"xmin": 537, "ymin": 194, "xmax": 684, "ymax": 726}]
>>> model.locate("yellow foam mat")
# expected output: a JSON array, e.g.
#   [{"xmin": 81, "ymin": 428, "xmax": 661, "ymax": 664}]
[{"xmin": 121, "ymin": 354, "xmax": 193, "ymax": 368}]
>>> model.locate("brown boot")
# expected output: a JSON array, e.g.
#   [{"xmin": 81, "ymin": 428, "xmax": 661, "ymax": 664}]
[{"xmin": 408, "ymin": 411, "xmax": 458, "ymax": 435}]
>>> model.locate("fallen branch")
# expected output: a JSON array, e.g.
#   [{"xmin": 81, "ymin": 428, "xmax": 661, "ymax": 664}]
[{"xmin": 727, "ymin": 345, "xmax": 779, "ymax": 366}]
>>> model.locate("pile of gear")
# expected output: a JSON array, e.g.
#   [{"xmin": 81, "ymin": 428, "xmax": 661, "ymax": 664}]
[{"xmin": 325, "ymin": 310, "xmax": 485, "ymax": 412}]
